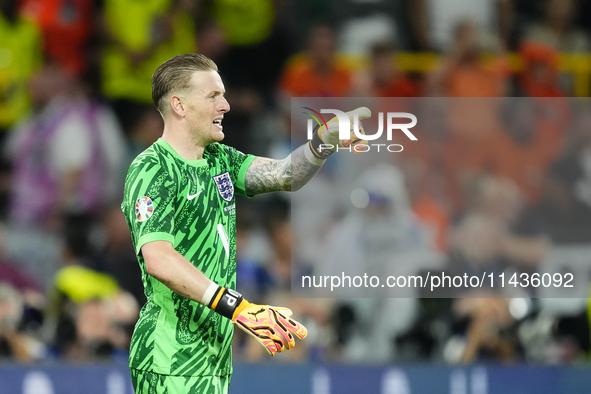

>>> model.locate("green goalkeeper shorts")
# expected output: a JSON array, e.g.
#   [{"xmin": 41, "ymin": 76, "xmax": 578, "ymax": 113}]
[{"xmin": 130, "ymin": 368, "xmax": 231, "ymax": 394}]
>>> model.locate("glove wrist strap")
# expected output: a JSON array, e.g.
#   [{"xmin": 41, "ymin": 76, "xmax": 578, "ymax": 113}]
[
  {"xmin": 200, "ymin": 282, "xmax": 219, "ymax": 306},
  {"xmin": 308, "ymin": 124, "xmax": 333, "ymax": 160},
  {"xmin": 208, "ymin": 286, "xmax": 245, "ymax": 320}
]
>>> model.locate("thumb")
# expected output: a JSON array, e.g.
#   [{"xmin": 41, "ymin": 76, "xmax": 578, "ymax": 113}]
[
  {"xmin": 270, "ymin": 306, "xmax": 293, "ymax": 318},
  {"xmin": 346, "ymin": 106, "xmax": 372, "ymax": 120}
]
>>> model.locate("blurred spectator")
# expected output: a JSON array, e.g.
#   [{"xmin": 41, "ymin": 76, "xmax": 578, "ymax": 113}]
[
  {"xmin": 103, "ymin": 291, "xmax": 139, "ymax": 357},
  {"xmin": 56, "ymin": 291, "xmax": 137, "ymax": 362},
  {"xmin": 0, "ymin": 0, "xmax": 44, "ymax": 215},
  {"xmin": 5, "ymin": 63, "xmax": 126, "ymax": 229},
  {"xmin": 409, "ymin": 0, "xmax": 514, "ymax": 51},
  {"xmin": 53, "ymin": 265, "xmax": 119, "ymax": 306},
  {"xmin": 48, "ymin": 252, "xmax": 121, "ymax": 359},
  {"xmin": 524, "ymin": 0, "xmax": 590, "ymax": 53},
  {"xmin": 407, "ymin": 177, "xmax": 450, "ymax": 252},
  {"xmin": 235, "ymin": 197, "xmax": 332, "ymax": 363},
  {"xmin": 100, "ymin": 0, "xmax": 197, "ymax": 105},
  {"xmin": 517, "ymin": 42, "xmax": 566, "ymax": 97},
  {"xmin": 486, "ymin": 98, "xmax": 564, "ymax": 204},
  {"xmin": 91, "ymin": 205, "xmax": 145, "ymax": 305},
  {"xmin": 446, "ymin": 213, "xmax": 507, "ymax": 290},
  {"xmin": 210, "ymin": 0, "xmax": 273, "ymax": 48},
  {"xmin": 234, "ymin": 207, "xmax": 272, "ymax": 302},
  {"xmin": 321, "ymin": 165, "xmax": 433, "ymax": 280},
  {"xmin": 350, "ymin": 40, "xmax": 420, "ymax": 97},
  {"xmin": 402, "ymin": 98, "xmax": 493, "ymax": 216},
  {"xmin": 124, "ymin": 104, "xmax": 163, "ymax": 165},
  {"xmin": 456, "ymin": 175, "xmax": 550, "ymax": 270},
  {"xmin": 523, "ymin": 0, "xmax": 590, "ymax": 94},
  {"xmin": 0, "ymin": 225, "xmax": 42, "ymax": 296},
  {"xmin": 428, "ymin": 20, "xmax": 509, "ymax": 97},
  {"xmin": 196, "ymin": 20, "xmax": 266, "ymax": 153},
  {"xmin": 196, "ymin": 20, "xmax": 227, "ymax": 62},
  {"xmin": 446, "ymin": 296, "xmax": 522, "ymax": 364},
  {"xmin": 0, "ymin": 0, "xmax": 42, "ymax": 132},
  {"xmin": 398, "ymin": 99, "xmax": 451, "ymax": 250},
  {"xmin": 442, "ymin": 213, "xmax": 527, "ymax": 365},
  {"xmin": 0, "ymin": 282, "xmax": 46, "ymax": 361},
  {"xmin": 533, "ymin": 102, "xmax": 591, "ymax": 243},
  {"xmin": 279, "ymin": 24, "xmax": 352, "ymax": 98},
  {"xmin": 19, "ymin": 0, "xmax": 98, "ymax": 76},
  {"xmin": 318, "ymin": 165, "xmax": 432, "ymax": 362},
  {"xmin": 209, "ymin": 0, "xmax": 290, "ymax": 104},
  {"xmin": 0, "ymin": 229, "xmax": 46, "ymax": 333},
  {"xmin": 0, "ymin": 222, "xmax": 62, "ymax": 291},
  {"xmin": 331, "ymin": 0, "xmax": 401, "ymax": 54},
  {"xmin": 425, "ymin": 22, "xmax": 510, "ymax": 214},
  {"xmin": 67, "ymin": 299, "xmax": 113, "ymax": 360},
  {"xmin": 434, "ymin": 175, "xmax": 551, "ymax": 308}
]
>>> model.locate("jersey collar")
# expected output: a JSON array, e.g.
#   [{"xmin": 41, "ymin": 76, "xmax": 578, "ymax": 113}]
[{"xmin": 157, "ymin": 138, "xmax": 208, "ymax": 167}]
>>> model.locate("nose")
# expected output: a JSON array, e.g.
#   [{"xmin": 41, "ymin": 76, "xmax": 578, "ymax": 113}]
[{"xmin": 220, "ymin": 96, "xmax": 230, "ymax": 113}]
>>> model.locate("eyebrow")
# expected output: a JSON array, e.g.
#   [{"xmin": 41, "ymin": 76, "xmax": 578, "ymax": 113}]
[{"xmin": 206, "ymin": 90, "xmax": 226, "ymax": 97}]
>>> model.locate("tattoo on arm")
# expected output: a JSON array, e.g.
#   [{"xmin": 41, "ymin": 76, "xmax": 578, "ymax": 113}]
[{"xmin": 245, "ymin": 145, "xmax": 323, "ymax": 196}]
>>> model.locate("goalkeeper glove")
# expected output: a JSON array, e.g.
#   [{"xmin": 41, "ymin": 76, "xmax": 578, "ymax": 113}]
[
  {"xmin": 308, "ymin": 106, "xmax": 372, "ymax": 159},
  {"xmin": 207, "ymin": 286, "xmax": 307, "ymax": 356}
]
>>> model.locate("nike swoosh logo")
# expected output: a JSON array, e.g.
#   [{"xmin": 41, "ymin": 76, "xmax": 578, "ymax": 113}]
[{"xmin": 187, "ymin": 190, "xmax": 203, "ymax": 200}]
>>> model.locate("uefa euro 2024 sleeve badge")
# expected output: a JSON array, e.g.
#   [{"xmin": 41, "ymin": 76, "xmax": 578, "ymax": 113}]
[
  {"xmin": 212, "ymin": 172, "xmax": 234, "ymax": 202},
  {"xmin": 135, "ymin": 196, "xmax": 154, "ymax": 222}
]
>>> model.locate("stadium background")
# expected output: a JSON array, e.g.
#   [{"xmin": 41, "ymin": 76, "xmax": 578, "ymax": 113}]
[{"xmin": 1, "ymin": 0, "xmax": 591, "ymax": 392}]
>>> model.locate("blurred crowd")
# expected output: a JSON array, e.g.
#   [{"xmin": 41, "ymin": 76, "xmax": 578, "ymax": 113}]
[{"xmin": 1, "ymin": 0, "xmax": 591, "ymax": 366}]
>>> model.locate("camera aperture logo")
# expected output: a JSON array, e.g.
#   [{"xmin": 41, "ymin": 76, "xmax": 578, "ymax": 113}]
[{"xmin": 303, "ymin": 107, "xmax": 418, "ymax": 153}]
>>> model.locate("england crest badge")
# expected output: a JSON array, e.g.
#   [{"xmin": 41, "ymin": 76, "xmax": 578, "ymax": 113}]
[{"xmin": 212, "ymin": 172, "xmax": 234, "ymax": 202}]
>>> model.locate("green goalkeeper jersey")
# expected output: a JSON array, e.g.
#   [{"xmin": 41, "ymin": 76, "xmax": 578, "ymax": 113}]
[{"xmin": 121, "ymin": 138, "xmax": 256, "ymax": 377}]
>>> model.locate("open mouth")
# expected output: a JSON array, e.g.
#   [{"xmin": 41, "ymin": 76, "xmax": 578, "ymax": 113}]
[{"xmin": 213, "ymin": 119, "xmax": 223, "ymax": 128}]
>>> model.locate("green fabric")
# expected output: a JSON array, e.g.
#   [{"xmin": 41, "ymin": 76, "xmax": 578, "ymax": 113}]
[
  {"xmin": 122, "ymin": 138, "xmax": 256, "ymax": 376},
  {"xmin": 131, "ymin": 368, "xmax": 231, "ymax": 394}
]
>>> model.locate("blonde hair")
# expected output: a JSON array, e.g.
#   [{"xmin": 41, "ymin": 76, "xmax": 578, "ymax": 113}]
[{"xmin": 152, "ymin": 54, "xmax": 218, "ymax": 113}]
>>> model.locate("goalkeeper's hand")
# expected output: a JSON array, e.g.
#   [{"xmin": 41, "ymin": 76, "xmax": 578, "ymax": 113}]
[
  {"xmin": 206, "ymin": 286, "xmax": 307, "ymax": 356},
  {"xmin": 232, "ymin": 301, "xmax": 307, "ymax": 356},
  {"xmin": 309, "ymin": 106, "xmax": 372, "ymax": 160}
]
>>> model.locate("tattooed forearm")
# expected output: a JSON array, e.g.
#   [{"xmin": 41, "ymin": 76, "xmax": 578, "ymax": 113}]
[
  {"xmin": 289, "ymin": 144, "xmax": 323, "ymax": 191},
  {"xmin": 245, "ymin": 144, "xmax": 323, "ymax": 196},
  {"xmin": 245, "ymin": 157, "xmax": 290, "ymax": 195}
]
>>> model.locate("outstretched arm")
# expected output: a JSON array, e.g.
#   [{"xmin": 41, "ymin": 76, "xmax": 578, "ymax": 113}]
[
  {"xmin": 245, "ymin": 106, "xmax": 371, "ymax": 196},
  {"xmin": 245, "ymin": 144, "xmax": 323, "ymax": 195}
]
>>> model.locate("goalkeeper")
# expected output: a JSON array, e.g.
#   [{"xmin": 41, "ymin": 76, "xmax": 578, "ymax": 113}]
[{"xmin": 121, "ymin": 53, "xmax": 370, "ymax": 393}]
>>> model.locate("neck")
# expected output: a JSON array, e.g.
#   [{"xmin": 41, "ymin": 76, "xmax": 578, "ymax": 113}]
[{"xmin": 162, "ymin": 124, "xmax": 205, "ymax": 160}]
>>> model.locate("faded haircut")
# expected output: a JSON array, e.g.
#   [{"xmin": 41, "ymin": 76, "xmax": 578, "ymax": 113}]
[{"xmin": 151, "ymin": 54, "xmax": 218, "ymax": 114}]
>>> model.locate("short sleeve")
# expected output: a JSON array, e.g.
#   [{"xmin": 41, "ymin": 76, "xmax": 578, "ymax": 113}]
[
  {"xmin": 222, "ymin": 144, "xmax": 257, "ymax": 197},
  {"xmin": 122, "ymin": 158, "xmax": 177, "ymax": 255}
]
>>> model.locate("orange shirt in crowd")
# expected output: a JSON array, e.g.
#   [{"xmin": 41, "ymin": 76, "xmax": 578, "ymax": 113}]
[
  {"xmin": 447, "ymin": 64, "xmax": 505, "ymax": 98},
  {"xmin": 444, "ymin": 58, "xmax": 509, "ymax": 140},
  {"xmin": 373, "ymin": 76, "xmax": 419, "ymax": 98},
  {"xmin": 280, "ymin": 56, "xmax": 352, "ymax": 97},
  {"xmin": 20, "ymin": 0, "xmax": 94, "ymax": 75},
  {"xmin": 519, "ymin": 41, "xmax": 565, "ymax": 98}
]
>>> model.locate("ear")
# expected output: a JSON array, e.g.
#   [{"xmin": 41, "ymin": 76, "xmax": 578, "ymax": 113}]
[{"xmin": 170, "ymin": 95, "xmax": 185, "ymax": 117}]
